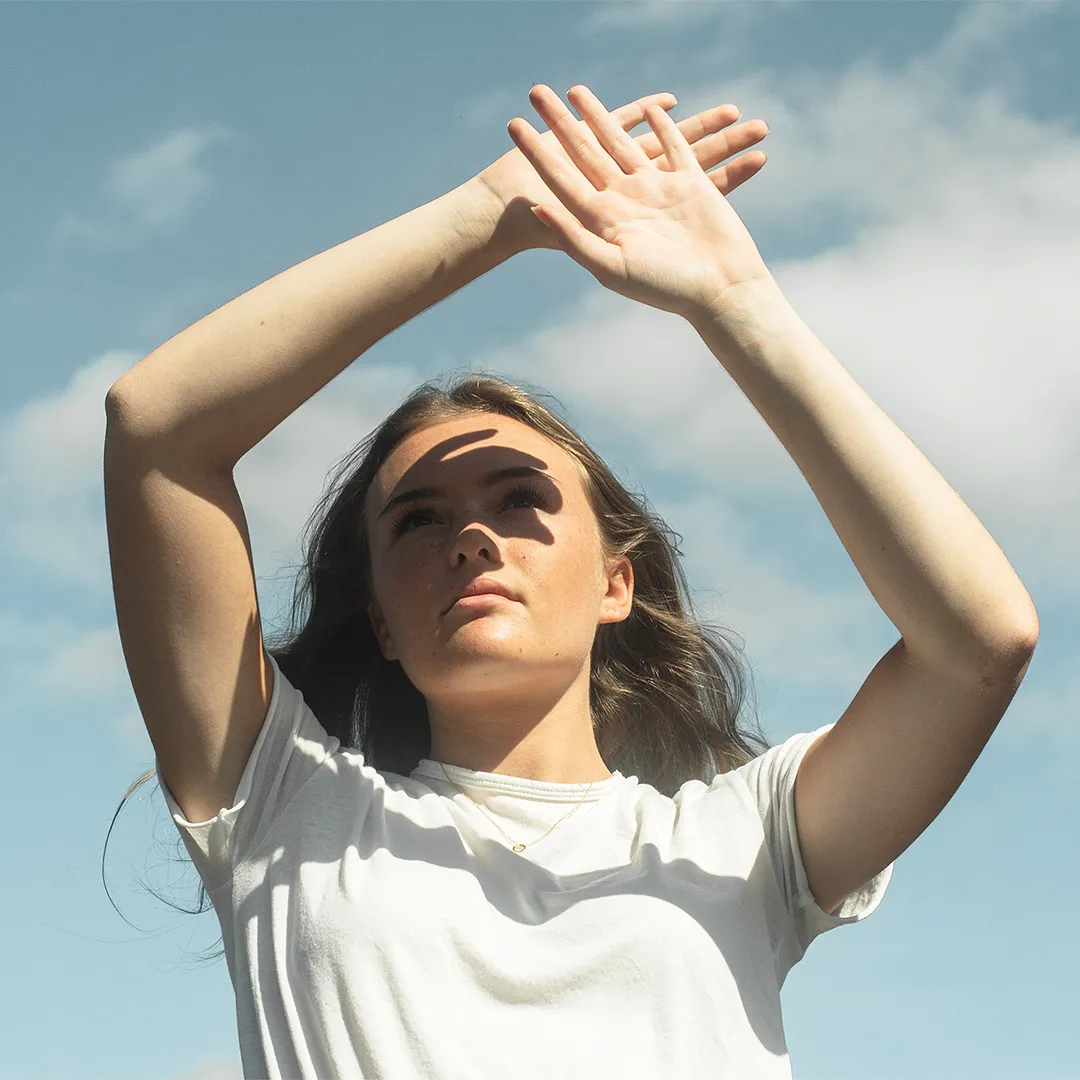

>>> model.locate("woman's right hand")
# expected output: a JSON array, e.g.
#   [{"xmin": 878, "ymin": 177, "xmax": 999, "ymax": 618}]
[{"xmin": 475, "ymin": 89, "xmax": 771, "ymax": 253}]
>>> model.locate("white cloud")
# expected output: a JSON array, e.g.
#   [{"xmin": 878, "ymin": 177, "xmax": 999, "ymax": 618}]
[
  {"xmin": 169, "ymin": 1056, "xmax": 244, "ymax": 1080},
  {"xmin": 0, "ymin": 349, "xmax": 137, "ymax": 590},
  {"xmin": 580, "ymin": 0, "xmax": 766, "ymax": 33},
  {"xmin": 0, "ymin": 606, "xmax": 147, "ymax": 750},
  {"xmin": 0, "ymin": 349, "xmax": 176, "ymax": 750},
  {"xmin": 50, "ymin": 212, "xmax": 116, "ymax": 247},
  {"xmin": 50, "ymin": 124, "xmax": 232, "ymax": 247},
  {"xmin": 26, "ymin": 621, "xmax": 126, "ymax": 698},
  {"xmin": 996, "ymin": 650, "xmax": 1080, "ymax": 767},
  {"xmin": 104, "ymin": 126, "xmax": 231, "ymax": 229},
  {"xmin": 457, "ymin": 85, "xmax": 525, "ymax": 133},
  {"xmin": 923, "ymin": 0, "xmax": 1064, "ymax": 76},
  {"xmin": 579, "ymin": 0, "xmax": 1061, "ymax": 63},
  {"xmin": 652, "ymin": 491, "xmax": 887, "ymax": 693}
]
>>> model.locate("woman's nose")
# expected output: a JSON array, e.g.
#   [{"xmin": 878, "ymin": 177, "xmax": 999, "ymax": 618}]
[{"xmin": 450, "ymin": 520, "xmax": 501, "ymax": 563}]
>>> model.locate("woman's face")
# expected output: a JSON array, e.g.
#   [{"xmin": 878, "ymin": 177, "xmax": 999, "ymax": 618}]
[{"xmin": 363, "ymin": 412, "xmax": 633, "ymax": 705}]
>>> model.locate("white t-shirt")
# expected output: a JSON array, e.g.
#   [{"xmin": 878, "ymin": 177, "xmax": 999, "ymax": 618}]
[{"xmin": 157, "ymin": 651, "xmax": 892, "ymax": 1079}]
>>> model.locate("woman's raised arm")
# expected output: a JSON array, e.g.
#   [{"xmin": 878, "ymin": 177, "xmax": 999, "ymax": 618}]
[{"xmin": 106, "ymin": 175, "xmax": 513, "ymax": 470}]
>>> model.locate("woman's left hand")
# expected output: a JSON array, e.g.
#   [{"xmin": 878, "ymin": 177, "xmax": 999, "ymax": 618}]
[{"xmin": 508, "ymin": 84, "xmax": 776, "ymax": 321}]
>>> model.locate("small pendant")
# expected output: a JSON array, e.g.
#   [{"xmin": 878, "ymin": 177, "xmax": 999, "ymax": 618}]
[{"xmin": 512, "ymin": 843, "xmax": 526, "ymax": 852}]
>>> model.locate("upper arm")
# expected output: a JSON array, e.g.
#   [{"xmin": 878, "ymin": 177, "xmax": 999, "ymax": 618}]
[
  {"xmin": 104, "ymin": 403, "xmax": 273, "ymax": 825},
  {"xmin": 794, "ymin": 635, "xmax": 1036, "ymax": 916}
]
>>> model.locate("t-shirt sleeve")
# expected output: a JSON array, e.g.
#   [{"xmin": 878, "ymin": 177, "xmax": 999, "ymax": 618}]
[
  {"xmin": 732, "ymin": 721, "xmax": 893, "ymax": 979},
  {"xmin": 155, "ymin": 651, "xmax": 339, "ymax": 892}
]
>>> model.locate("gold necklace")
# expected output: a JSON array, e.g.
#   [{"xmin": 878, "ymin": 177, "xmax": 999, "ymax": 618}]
[{"xmin": 437, "ymin": 759, "xmax": 595, "ymax": 853}]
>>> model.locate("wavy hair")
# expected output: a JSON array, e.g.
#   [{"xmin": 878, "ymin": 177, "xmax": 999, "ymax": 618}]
[{"xmin": 103, "ymin": 370, "xmax": 769, "ymax": 960}]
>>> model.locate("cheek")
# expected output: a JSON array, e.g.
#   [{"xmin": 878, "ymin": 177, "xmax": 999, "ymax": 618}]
[
  {"xmin": 380, "ymin": 543, "xmax": 441, "ymax": 614},
  {"xmin": 540, "ymin": 528, "xmax": 603, "ymax": 597},
  {"xmin": 379, "ymin": 553, "xmax": 413, "ymax": 604}
]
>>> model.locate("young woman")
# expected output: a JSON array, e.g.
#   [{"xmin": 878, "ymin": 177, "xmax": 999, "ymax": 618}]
[{"xmin": 104, "ymin": 84, "xmax": 1038, "ymax": 1079}]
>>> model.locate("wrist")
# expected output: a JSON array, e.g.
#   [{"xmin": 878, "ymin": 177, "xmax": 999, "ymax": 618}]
[
  {"xmin": 685, "ymin": 272, "xmax": 785, "ymax": 332},
  {"xmin": 452, "ymin": 175, "xmax": 530, "ymax": 262},
  {"xmin": 686, "ymin": 274, "xmax": 806, "ymax": 373}
]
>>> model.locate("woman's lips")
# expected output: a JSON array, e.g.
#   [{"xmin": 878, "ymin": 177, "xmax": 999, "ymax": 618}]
[{"xmin": 447, "ymin": 593, "xmax": 518, "ymax": 612}]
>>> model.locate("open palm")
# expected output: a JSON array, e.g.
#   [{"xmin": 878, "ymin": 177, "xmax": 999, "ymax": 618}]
[
  {"xmin": 507, "ymin": 84, "xmax": 774, "ymax": 319},
  {"xmin": 479, "ymin": 88, "xmax": 770, "ymax": 254}
]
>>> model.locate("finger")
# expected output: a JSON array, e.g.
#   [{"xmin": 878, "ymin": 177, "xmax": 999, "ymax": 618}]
[
  {"xmin": 565, "ymin": 94, "xmax": 675, "ymax": 181},
  {"xmin": 528, "ymin": 84, "xmax": 618, "ymax": 189},
  {"xmin": 680, "ymin": 117, "xmax": 770, "ymax": 176},
  {"xmin": 568, "ymin": 84, "xmax": 653, "ymax": 175},
  {"xmin": 507, "ymin": 115, "xmax": 601, "ymax": 222},
  {"xmin": 634, "ymin": 104, "xmax": 743, "ymax": 167},
  {"xmin": 611, "ymin": 92, "xmax": 679, "ymax": 136},
  {"xmin": 707, "ymin": 150, "xmax": 768, "ymax": 196},
  {"xmin": 645, "ymin": 103, "xmax": 701, "ymax": 173},
  {"xmin": 532, "ymin": 201, "xmax": 622, "ymax": 280}
]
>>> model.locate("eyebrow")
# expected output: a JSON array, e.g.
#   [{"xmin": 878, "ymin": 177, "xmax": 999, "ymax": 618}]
[{"xmin": 376, "ymin": 465, "xmax": 556, "ymax": 522}]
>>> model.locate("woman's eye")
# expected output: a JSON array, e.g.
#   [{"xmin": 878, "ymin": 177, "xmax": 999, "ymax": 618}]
[
  {"xmin": 505, "ymin": 484, "xmax": 546, "ymax": 511},
  {"xmin": 390, "ymin": 508, "xmax": 432, "ymax": 536},
  {"xmin": 390, "ymin": 484, "xmax": 547, "ymax": 538}
]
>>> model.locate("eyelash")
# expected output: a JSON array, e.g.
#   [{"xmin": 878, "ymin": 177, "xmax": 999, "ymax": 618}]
[{"xmin": 389, "ymin": 483, "xmax": 549, "ymax": 538}]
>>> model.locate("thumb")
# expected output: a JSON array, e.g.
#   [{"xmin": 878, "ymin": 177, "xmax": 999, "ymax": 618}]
[
  {"xmin": 530, "ymin": 204, "xmax": 562, "ymax": 244},
  {"xmin": 531, "ymin": 204, "xmax": 618, "ymax": 278}
]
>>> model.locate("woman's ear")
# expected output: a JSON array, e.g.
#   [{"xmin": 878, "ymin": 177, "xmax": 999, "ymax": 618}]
[
  {"xmin": 367, "ymin": 598, "xmax": 398, "ymax": 661},
  {"xmin": 599, "ymin": 554, "xmax": 634, "ymax": 625}
]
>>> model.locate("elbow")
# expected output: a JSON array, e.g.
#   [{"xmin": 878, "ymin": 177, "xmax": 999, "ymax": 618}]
[{"xmin": 977, "ymin": 618, "xmax": 1039, "ymax": 684}]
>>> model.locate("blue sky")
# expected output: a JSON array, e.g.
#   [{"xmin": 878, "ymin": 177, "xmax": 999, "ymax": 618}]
[{"xmin": 3, "ymin": 3, "xmax": 1078, "ymax": 1078}]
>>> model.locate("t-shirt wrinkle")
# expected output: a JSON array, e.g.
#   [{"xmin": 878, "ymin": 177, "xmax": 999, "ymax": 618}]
[
  {"xmin": 156, "ymin": 651, "xmax": 893, "ymax": 1080},
  {"xmin": 411, "ymin": 760, "xmax": 617, "ymax": 802}
]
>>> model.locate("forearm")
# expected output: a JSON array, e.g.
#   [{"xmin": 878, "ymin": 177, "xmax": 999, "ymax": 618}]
[
  {"xmin": 687, "ymin": 280, "xmax": 1039, "ymax": 677},
  {"xmin": 107, "ymin": 176, "xmax": 514, "ymax": 470}
]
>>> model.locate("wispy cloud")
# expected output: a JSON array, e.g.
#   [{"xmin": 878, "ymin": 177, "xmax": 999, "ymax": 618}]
[
  {"xmin": 580, "ymin": 0, "xmax": 765, "ymax": 33},
  {"xmin": 579, "ymin": 0, "xmax": 1059, "ymax": 45},
  {"xmin": 104, "ymin": 126, "xmax": 231, "ymax": 229},
  {"xmin": 1000, "ymin": 669, "xmax": 1080, "ymax": 769},
  {"xmin": 925, "ymin": 0, "xmax": 1064, "ymax": 74},
  {"xmin": 169, "ymin": 1056, "xmax": 244, "ymax": 1080},
  {"xmin": 0, "ymin": 605, "xmax": 146, "ymax": 749},
  {"xmin": 0, "ymin": 349, "xmax": 136, "ymax": 590},
  {"xmin": 51, "ymin": 124, "xmax": 232, "ymax": 248}
]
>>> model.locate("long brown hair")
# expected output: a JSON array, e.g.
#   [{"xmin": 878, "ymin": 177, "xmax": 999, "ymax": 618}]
[{"xmin": 104, "ymin": 370, "xmax": 769, "ymax": 959}]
